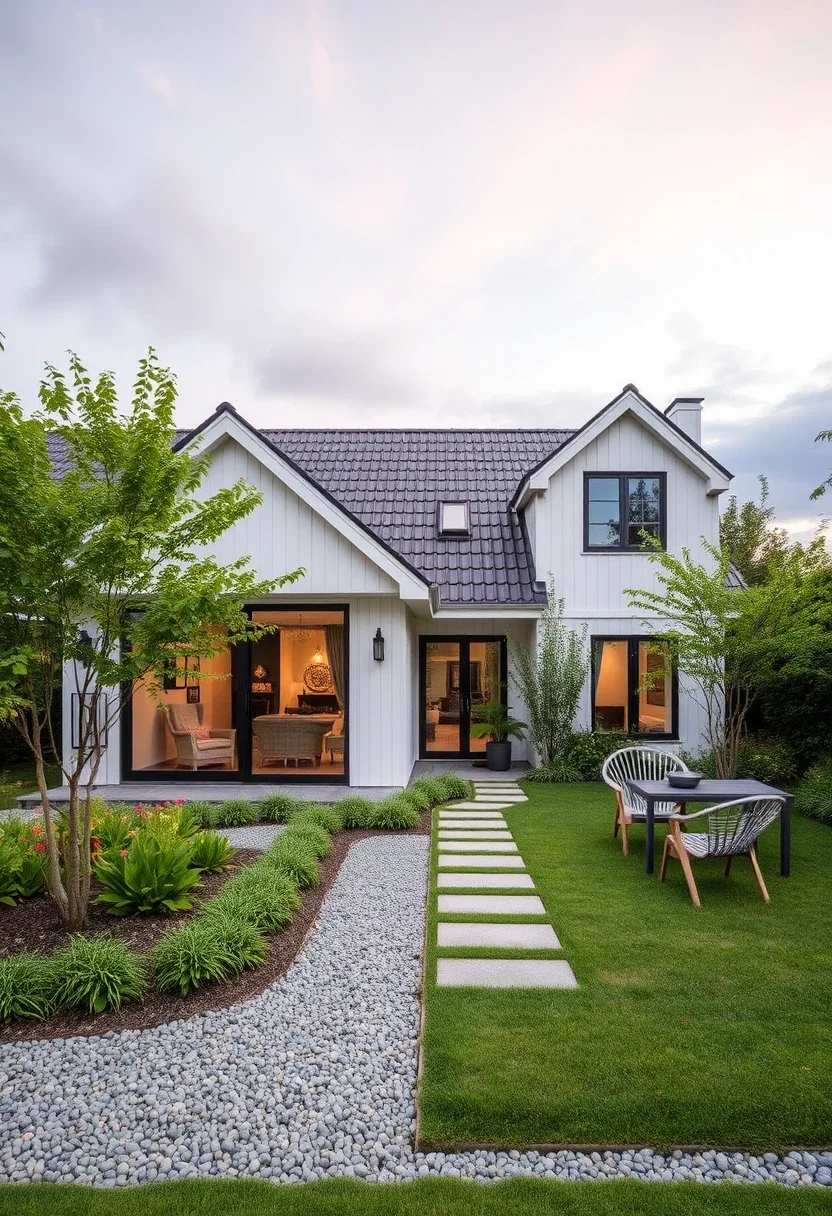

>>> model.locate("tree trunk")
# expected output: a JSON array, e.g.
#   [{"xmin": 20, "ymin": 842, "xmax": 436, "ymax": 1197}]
[{"xmin": 30, "ymin": 713, "xmax": 69, "ymax": 921}]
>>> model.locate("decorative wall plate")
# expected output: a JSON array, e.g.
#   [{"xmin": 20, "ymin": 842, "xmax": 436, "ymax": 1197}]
[{"xmin": 304, "ymin": 663, "xmax": 333, "ymax": 692}]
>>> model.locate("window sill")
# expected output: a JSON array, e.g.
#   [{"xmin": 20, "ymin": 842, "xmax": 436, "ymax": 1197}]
[{"xmin": 582, "ymin": 548, "xmax": 661, "ymax": 556}]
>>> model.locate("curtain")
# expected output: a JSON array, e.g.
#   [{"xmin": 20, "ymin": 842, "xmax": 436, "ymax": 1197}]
[{"xmin": 324, "ymin": 624, "xmax": 346, "ymax": 711}]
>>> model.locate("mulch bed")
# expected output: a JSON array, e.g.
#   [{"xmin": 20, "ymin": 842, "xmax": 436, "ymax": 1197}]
[{"xmin": 0, "ymin": 811, "xmax": 430, "ymax": 1044}]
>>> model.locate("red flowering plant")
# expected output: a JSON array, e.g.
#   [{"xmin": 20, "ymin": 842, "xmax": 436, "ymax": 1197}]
[{"xmin": 0, "ymin": 816, "xmax": 48, "ymax": 904}]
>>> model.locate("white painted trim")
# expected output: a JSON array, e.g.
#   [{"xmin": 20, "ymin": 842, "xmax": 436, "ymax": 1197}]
[
  {"xmin": 516, "ymin": 391, "xmax": 731, "ymax": 507},
  {"xmin": 182, "ymin": 412, "xmax": 431, "ymax": 602}
]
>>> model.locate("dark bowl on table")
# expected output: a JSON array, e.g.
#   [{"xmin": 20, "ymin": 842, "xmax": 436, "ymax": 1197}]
[{"xmin": 668, "ymin": 772, "xmax": 703, "ymax": 790}]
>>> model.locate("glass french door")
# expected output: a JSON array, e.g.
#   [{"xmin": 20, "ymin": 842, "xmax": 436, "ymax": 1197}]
[{"xmin": 419, "ymin": 636, "xmax": 507, "ymax": 758}]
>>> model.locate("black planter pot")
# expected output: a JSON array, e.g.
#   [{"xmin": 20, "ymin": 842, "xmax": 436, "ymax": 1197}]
[{"xmin": 485, "ymin": 740, "xmax": 512, "ymax": 771}]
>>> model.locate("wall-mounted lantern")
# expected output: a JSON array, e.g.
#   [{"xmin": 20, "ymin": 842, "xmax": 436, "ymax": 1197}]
[{"xmin": 373, "ymin": 628, "xmax": 385, "ymax": 662}]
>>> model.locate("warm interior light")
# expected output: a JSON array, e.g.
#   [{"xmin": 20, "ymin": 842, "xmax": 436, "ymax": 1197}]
[{"xmin": 312, "ymin": 648, "xmax": 324, "ymax": 665}]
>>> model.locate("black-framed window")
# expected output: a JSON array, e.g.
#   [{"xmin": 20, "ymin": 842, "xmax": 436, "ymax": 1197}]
[
  {"xmin": 591, "ymin": 636, "xmax": 678, "ymax": 739},
  {"xmin": 584, "ymin": 473, "xmax": 666, "ymax": 551}
]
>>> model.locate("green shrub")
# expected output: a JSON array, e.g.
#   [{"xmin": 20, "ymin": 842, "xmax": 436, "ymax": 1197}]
[
  {"xmin": 402, "ymin": 785, "xmax": 432, "ymax": 812},
  {"xmin": 154, "ymin": 915, "xmax": 267, "ymax": 996},
  {"xmin": 683, "ymin": 738, "xmax": 797, "ymax": 787},
  {"xmin": 409, "ymin": 777, "xmax": 447, "ymax": 805},
  {"xmin": 189, "ymin": 831, "xmax": 234, "ymax": 873},
  {"xmin": 0, "ymin": 820, "xmax": 47, "ymax": 904},
  {"xmin": 285, "ymin": 820, "xmax": 331, "ymax": 857},
  {"xmin": 185, "ymin": 800, "xmax": 219, "ymax": 829},
  {"xmin": 94, "ymin": 833, "xmax": 202, "ymax": 916},
  {"xmin": 335, "ymin": 795, "xmax": 373, "ymax": 828},
  {"xmin": 564, "ymin": 730, "xmax": 635, "ymax": 781},
  {"xmin": 90, "ymin": 807, "xmax": 135, "ymax": 853},
  {"xmin": 434, "ymin": 774, "xmax": 470, "ymax": 802},
  {"xmin": 214, "ymin": 799, "xmax": 258, "ymax": 827},
  {"xmin": 289, "ymin": 803, "xmax": 343, "ymax": 833},
  {"xmin": 206, "ymin": 864, "xmax": 300, "ymax": 933},
  {"xmin": 794, "ymin": 758, "xmax": 832, "ymax": 826},
  {"xmin": 526, "ymin": 757, "xmax": 583, "ymax": 783},
  {"xmin": 365, "ymin": 796, "xmax": 419, "ymax": 830},
  {"xmin": 263, "ymin": 835, "xmax": 320, "ymax": 888},
  {"xmin": 0, "ymin": 954, "xmax": 58, "ymax": 1023},
  {"xmin": 54, "ymin": 936, "xmax": 147, "ymax": 1014},
  {"xmin": 256, "ymin": 793, "xmax": 303, "ymax": 823}
]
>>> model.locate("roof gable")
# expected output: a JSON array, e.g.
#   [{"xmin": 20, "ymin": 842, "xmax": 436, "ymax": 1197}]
[{"xmin": 511, "ymin": 385, "xmax": 732, "ymax": 509}]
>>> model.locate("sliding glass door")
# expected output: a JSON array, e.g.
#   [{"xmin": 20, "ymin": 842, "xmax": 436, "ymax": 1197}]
[{"xmin": 419, "ymin": 636, "xmax": 506, "ymax": 759}]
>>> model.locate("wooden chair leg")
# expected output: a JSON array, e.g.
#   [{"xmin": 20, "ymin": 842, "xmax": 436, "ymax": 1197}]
[
  {"xmin": 613, "ymin": 792, "xmax": 623, "ymax": 838},
  {"xmin": 620, "ymin": 817, "xmax": 630, "ymax": 857},
  {"xmin": 748, "ymin": 845, "xmax": 771, "ymax": 903},
  {"xmin": 724, "ymin": 856, "xmax": 733, "ymax": 878},
  {"xmin": 675, "ymin": 843, "xmax": 702, "ymax": 908},
  {"xmin": 659, "ymin": 835, "xmax": 671, "ymax": 882}
]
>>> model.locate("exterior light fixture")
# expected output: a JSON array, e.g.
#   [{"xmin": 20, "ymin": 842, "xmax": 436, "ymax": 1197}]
[{"xmin": 373, "ymin": 628, "xmax": 385, "ymax": 662}]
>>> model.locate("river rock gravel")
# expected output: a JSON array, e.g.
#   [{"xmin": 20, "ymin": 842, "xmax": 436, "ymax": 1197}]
[{"xmin": 0, "ymin": 836, "xmax": 828, "ymax": 1190}]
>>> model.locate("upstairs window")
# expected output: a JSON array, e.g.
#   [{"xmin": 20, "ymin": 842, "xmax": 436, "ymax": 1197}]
[
  {"xmin": 437, "ymin": 501, "xmax": 470, "ymax": 536},
  {"xmin": 584, "ymin": 473, "xmax": 666, "ymax": 551}
]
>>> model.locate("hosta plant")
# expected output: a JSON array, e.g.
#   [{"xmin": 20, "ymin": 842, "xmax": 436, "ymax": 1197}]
[
  {"xmin": 188, "ymin": 831, "xmax": 234, "ymax": 874},
  {"xmin": 0, "ymin": 954, "xmax": 58, "ymax": 1023},
  {"xmin": 0, "ymin": 822, "xmax": 47, "ymax": 904},
  {"xmin": 94, "ymin": 833, "xmax": 202, "ymax": 915}
]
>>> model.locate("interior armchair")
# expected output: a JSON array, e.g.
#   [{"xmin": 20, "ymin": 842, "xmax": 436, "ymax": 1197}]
[{"xmin": 165, "ymin": 703, "xmax": 237, "ymax": 770}]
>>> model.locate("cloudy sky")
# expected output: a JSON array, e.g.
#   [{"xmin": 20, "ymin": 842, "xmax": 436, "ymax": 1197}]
[{"xmin": 2, "ymin": 0, "xmax": 832, "ymax": 534}]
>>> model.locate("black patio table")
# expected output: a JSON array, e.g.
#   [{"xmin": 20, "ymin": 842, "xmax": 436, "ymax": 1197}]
[{"xmin": 624, "ymin": 778, "xmax": 793, "ymax": 877}]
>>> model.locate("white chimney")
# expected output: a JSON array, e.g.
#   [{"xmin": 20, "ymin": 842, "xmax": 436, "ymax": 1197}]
[{"xmin": 665, "ymin": 397, "xmax": 703, "ymax": 446}]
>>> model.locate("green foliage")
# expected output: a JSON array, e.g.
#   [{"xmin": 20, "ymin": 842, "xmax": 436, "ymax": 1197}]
[
  {"xmin": 334, "ymin": 795, "xmax": 374, "ymax": 828},
  {"xmin": 683, "ymin": 738, "xmax": 797, "ymax": 788},
  {"xmin": 432, "ymin": 774, "xmax": 471, "ymax": 802},
  {"xmin": 285, "ymin": 820, "xmax": 331, "ymax": 857},
  {"xmin": 214, "ymin": 799, "xmax": 258, "ymax": 827},
  {"xmin": 154, "ymin": 915, "xmax": 267, "ymax": 997},
  {"xmin": 0, "ymin": 953, "xmax": 58, "ymax": 1023},
  {"xmin": 0, "ymin": 818, "xmax": 47, "ymax": 904},
  {"xmin": 794, "ymin": 759, "xmax": 832, "ymax": 826},
  {"xmin": 189, "ymin": 831, "xmax": 234, "ymax": 873},
  {"xmin": 185, "ymin": 800, "xmax": 220, "ymax": 829},
  {"xmin": 364, "ymin": 796, "xmax": 419, "ymax": 830},
  {"xmin": 402, "ymin": 784, "xmax": 432, "ymax": 812},
  {"xmin": 511, "ymin": 583, "xmax": 588, "ymax": 767},
  {"xmin": 263, "ymin": 835, "xmax": 320, "ymax": 888},
  {"xmin": 565, "ymin": 730, "xmax": 635, "ymax": 782},
  {"xmin": 0, "ymin": 347, "xmax": 301, "ymax": 929},
  {"xmin": 718, "ymin": 475, "xmax": 826, "ymax": 587},
  {"xmin": 54, "ymin": 936, "xmax": 147, "ymax": 1013},
  {"xmin": 206, "ymin": 864, "xmax": 300, "ymax": 933},
  {"xmin": 256, "ymin": 793, "xmax": 303, "ymax": 823},
  {"xmin": 90, "ymin": 807, "xmax": 134, "ymax": 853},
  {"xmin": 288, "ymin": 803, "xmax": 343, "ymax": 833},
  {"xmin": 408, "ymin": 778, "xmax": 447, "ymax": 806},
  {"xmin": 525, "ymin": 756, "xmax": 583, "ymax": 783},
  {"xmin": 94, "ymin": 833, "xmax": 202, "ymax": 916},
  {"xmin": 469, "ymin": 700, "xmax": 526, "ymax": 743}
]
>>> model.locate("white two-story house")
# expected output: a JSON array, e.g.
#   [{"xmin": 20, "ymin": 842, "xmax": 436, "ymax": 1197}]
[{"xmin": 64, "ymin": 384, "xmax": 731, "ymax": 791}]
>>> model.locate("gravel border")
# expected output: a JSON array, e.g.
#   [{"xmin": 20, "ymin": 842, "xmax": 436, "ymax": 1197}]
[{"xmin": 0, "ymin": 836, "xmax": 829, "ymax": 1189}]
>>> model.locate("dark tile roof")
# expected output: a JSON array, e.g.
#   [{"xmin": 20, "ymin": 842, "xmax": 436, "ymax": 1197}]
[{"xmin": 262, "ymin": 429, "xmax": 573, "ymax": 604}]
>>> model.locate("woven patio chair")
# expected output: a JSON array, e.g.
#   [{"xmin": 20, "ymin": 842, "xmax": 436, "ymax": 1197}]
[
  {"xmin": 660, "ymin": 795, "xmax": 785, "ymax": 907},
  {"xmin": 601, "ymin": 746, "xmax": 688, "ymax": 856},
  {"xmin": 165, "ymin": 703, "xmax": 237, "ymax": 770}
]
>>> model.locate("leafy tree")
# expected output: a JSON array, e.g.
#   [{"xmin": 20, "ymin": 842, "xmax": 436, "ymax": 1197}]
[
  {"xmin": 721, "ymin": 475, "xmax": 827, "ymax": 585},
  {"xmin": 510, "ymin": 583, "xmax": 587, "ymax": 772},
  {"xmin": 627, "ymin": 541, "xmax": 822, "ymax": 778},
  {"xmin": 0, "ymin": 350, "xmax": 301, "ymax": 929}
]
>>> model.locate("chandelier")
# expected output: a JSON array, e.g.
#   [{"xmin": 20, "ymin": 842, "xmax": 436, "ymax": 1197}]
[{"xmin": 282, "ymin": 613, "xmax": 314, "ymax": 643}]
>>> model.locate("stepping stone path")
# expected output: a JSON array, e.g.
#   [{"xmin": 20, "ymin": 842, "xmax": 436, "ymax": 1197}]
[{"xmin": 434, "ymin": 780, "xmax": 578, "ymax": 990}]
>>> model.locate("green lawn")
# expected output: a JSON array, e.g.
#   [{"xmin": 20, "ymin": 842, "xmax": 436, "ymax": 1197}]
[
  {"xmin": 0, "ymin": 760, "xmax": 61, "ymax": 811},
  {"xmin": 419, "ymin": 783, "xmax": 832, "ymax": 1151},
  {"xmin": 1, "ymin": 1179, "xmax": 830, "ymax": 1216}
]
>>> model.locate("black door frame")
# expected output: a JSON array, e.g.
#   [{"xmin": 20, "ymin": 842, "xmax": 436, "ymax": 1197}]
[
  {"xmin": 418, "ymin": 635, "xmax": 507, "ymax": 759},
  {"xmin": 121, "ymin": 603, "xmax": 350, "ymax": 785}
]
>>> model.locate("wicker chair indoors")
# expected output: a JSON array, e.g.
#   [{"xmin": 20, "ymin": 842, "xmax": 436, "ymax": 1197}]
[
  {"xmin": 661, "ymin": 796, "xmax": 786, "ymax": 907},
  {"xmin": 601, "ymin": 746, "xmax": 688, "ymax": 856},
  {"xmin": 164, "ymin": 703, "xmax": 237, "ymax": 770},
  {"xmin": 253, "ymin": 716, "xmax": 335, "ymax": 768}
]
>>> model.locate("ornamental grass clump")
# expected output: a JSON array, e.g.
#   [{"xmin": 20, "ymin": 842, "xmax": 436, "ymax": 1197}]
[
  {"xmin": 154, "ymin": 916, "xmax": 267, "ymax": 997},
  {"xmin": 335, "ymin": 795, "xmax": 373, "ymax": 828},
  {"xmin": 263, "ymin": 835, "xmax": 320, "ymax": 889},
  {"xmin": 285, "ymin": 820, "xmax": 331, "ymax": 858},
  {"xmin": 0, "ymin": 954, "xmax": 59, "ymax": 1023},
  {"xmin": 434, "ymin": 774, "xmax": 470, "ymax": 802},
  {"xmin": 188, "ymin": 831, "xmax": 234, "ymax": 874},
  {"xmin": 213, "ymin": 799, "xmax": 258, "ymax": 827},
  {"xmin": 402, "ymin": 785, "xmax": 432, "ymax": 812},
  {"xmin": 364, "ymin": 796, "xmax": 419, "ymax": 830},
  {"xmin": 54, "ymin": 936, "xmax": 147, "ymax": 1014},
  {"xmin": 256, "ymin": 793, "xmax": 303, "ymax": 823},
  {"xmin": 289, "ymin": 803, "xmax": 343, "ymax": 833},
  {"xmin": 185, "ymin": 800, "xmax": 220, "ymax": 829},
  {"xmin": 94, "ymin": 832, "xmax": 202, "ymax": 916},
  {"xmin": 206, "ymin": 864, "xmax": 300, "ymax": 933}
]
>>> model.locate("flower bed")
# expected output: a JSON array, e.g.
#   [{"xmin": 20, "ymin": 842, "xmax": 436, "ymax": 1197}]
[{"xmin": 0, "ymin": 774, "xmax": 468, "ymax": 1039}]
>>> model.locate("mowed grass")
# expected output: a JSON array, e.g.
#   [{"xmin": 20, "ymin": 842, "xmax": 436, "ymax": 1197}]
[
  {"xmin": 2, "ymin": 1179, "xmax": 831, "ymax": 1216},
  {"xmin": 420, "ymin": 783, "xmax": 832, "ymax": 1150},
  {"xmin": 0, "ymin": 759, "xmax": 61, "ymax": 811}
]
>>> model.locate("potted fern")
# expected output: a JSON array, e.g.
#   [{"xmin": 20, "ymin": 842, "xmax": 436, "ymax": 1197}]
[{"xmin": 470, "ymin": 700, "xmax": 527, "ymax": 771}]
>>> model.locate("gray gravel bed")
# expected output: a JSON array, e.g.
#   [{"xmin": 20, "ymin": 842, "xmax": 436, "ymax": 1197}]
[
  {"xmin": 0, "ymin": 835, "xmax": 828, "ymax": 1189},
  {"xmin": 220, "ymin": 824, "xmax": 285, "ymax": 850}
]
